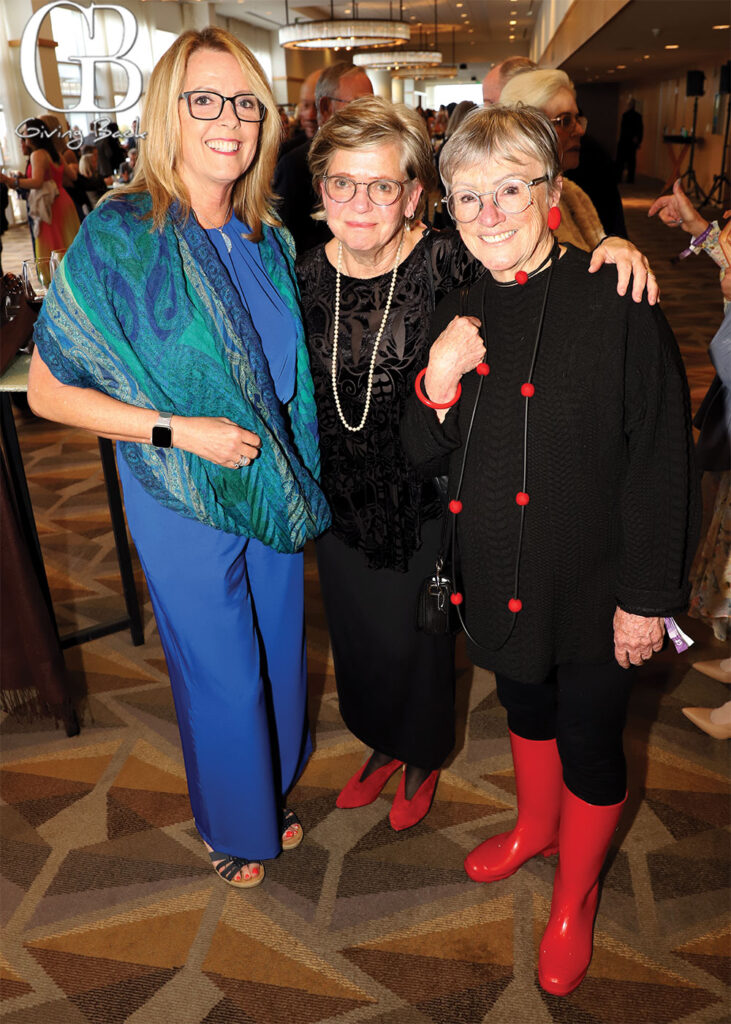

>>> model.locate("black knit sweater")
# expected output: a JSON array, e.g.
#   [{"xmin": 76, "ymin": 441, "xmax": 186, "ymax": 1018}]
[{"xmin": 400, "ymin": 245, "xmax": 700, "ymax": 682}]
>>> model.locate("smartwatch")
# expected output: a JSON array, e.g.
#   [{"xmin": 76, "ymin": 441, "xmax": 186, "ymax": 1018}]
[{"xmin": 151, "ymin": 412, "xmax": 173, "ymax": 448}]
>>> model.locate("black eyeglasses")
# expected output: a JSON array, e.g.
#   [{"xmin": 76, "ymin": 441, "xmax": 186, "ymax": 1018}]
[
  {"xmin": 179, "ymin": 91, "xmax": 266, "ymax": 123},
  {"xmin": 323, "ymin": 175, "xmax": 410, "ymax": 206},
  {"xmin": 550, "ymin": 113, "xmax": 588, "ymax": 132}
]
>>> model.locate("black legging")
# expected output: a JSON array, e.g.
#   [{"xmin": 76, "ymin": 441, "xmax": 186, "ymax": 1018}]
[{"xmin": 495, "ymin": 662, "xmax": 634, "ymax": 806}]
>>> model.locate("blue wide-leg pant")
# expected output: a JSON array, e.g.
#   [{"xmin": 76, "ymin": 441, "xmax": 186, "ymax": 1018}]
[{"xmin": 118, "ymin": 455, "xmax": 311, "ymax": 860}]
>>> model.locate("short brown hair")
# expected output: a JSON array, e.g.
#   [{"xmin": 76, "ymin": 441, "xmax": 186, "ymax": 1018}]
[
  {"xmin": 308, "ymin": 95, "xmax": 437, "ymax": 221},
  {"xmin": 110, "ymin": 27, "xmax": 281, "ymax": 239}
]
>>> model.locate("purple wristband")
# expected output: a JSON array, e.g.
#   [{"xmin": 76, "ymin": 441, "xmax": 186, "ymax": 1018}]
[
  {"xmin": 679, "ymin": 223, "xmax": 713, "ymax": 259},
  {"xmin": 665, "ymin": 616, "xmax": 693, "ymax": 653}
]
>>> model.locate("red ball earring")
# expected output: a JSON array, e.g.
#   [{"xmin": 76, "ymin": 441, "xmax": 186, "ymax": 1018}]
[{"xmin": 547, "ymin": 206, "xmax": 561, "ymax": 231}]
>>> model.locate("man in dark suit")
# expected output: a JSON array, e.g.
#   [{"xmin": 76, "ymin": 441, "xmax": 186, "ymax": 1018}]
[
  {"xmin": 616, "ymin": 98, "xmax": 644, "ymax": 184},
  {"xmin": 280, "ymin": 68, "xmax": 321, "ymax": 156}
]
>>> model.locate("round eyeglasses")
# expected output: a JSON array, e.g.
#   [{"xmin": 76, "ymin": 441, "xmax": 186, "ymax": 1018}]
[
  {"xmin": 179, "ymin": 91, "xmax": 266, "ymax": 123},
  {"xmin": 446, "ymin": 176, "xmax": 548, "ymax": 223},
  {"xmin": 550, "ymin": 113, "xmax": 588, "ymax": 132},
  {"xmin": 323, "ymin": 175, "xmax": 410, "ymax": 207}
]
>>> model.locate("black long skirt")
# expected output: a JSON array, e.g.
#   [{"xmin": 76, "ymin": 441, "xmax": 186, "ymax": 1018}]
[{"xmin": 315, "ymin": 518, "xmax": 455, "ymax": 770}]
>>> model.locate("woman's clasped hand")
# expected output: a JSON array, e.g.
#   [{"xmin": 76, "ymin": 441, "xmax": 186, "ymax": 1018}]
[{"xmin": 172, "ymin": 415, "xmax": 261, "ymax": 469}]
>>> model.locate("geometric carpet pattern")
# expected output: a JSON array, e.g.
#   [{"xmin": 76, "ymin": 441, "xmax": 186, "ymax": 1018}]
[{"xmin": 2, "ymin": 183, "xmax": 730, "ymax": 1023}]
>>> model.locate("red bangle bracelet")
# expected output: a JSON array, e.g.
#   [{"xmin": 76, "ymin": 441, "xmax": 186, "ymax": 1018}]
[{"xmin": 414, "ymin": 368, "xmax": 461, "ymax": 409}]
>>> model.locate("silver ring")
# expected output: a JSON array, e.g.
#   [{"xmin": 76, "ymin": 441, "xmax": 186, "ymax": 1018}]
[{"xmin": 234, "ymin": 455, "xmax": 249, "ymax": 469}]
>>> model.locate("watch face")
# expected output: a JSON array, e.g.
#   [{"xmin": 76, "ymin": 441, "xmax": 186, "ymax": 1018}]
[{"xmin": 151, "ymin": 424, "xmax": 172, "ymax": 448}]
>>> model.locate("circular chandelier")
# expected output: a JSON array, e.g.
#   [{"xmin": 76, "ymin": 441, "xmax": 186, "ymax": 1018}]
[
  {"xmin": 391, "ymin": 65, "xmax": 458, "ymax": 80},
  {"xmin": 353, "ymin": 51, "xmax": 443, "ymax": 71},
  {"xmin": 279, "ymin": 8, "xmax": 410, "ymax": 50}
]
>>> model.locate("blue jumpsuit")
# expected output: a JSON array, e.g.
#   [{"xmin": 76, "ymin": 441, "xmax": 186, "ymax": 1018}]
[{"xmin": 118, "ymin": 217, "xmax": 311, "ymax": 860}]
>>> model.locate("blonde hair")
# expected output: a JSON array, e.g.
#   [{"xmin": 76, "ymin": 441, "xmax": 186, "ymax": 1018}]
[
  {"xmin": 78, "ymin": 153, "xmax": 95, "ymax": 176},
  {"xmin": 439, "ymin": 105, "xmax": 562, "ymax": 193},
  {"xmin": 499, "ymin": 69, "xmax": 575, "ymax": 112},
  {"xmin": 108, "ymin": 27, "xmax": 281, "ymax": 239},
  {"xmin": 308, "ymin": 95, "xmax": 437, "ymax": 221}
]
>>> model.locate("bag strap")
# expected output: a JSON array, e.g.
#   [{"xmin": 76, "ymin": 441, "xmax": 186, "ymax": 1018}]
[{"xmin": 458, "ymin": 285, "xmax": 470, "ymax": 317}]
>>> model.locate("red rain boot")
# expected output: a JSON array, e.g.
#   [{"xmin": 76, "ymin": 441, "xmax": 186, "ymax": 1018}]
[
  {"xmin": 538, "ymin": 786, "xmax": 626, "ymax": 996},
  {"xmin": 464, "ymin": 733, "xmax": 562, "ymax": 882},
  {"xmin": 336, "ymin": 757, "xmax": 403, "ymax": 809}
]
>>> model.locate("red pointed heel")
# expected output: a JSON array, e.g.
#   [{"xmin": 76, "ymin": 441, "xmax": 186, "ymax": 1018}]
[
  {"xmin": 336, "ymin": 757, "xmax": 403, "ymax": 809},
  {"xmin": 464, "ymin": 733, "xmax": 562, "ymax": 883},
  {"xmin": 389, "ymin": 769, "xmax": 439, "ymax": 831}
]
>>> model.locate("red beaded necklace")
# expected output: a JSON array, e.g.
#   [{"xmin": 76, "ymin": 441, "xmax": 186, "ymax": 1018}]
[{"xmin": 449, "ymin": 241, "xmax": 558, "ymax": 652}]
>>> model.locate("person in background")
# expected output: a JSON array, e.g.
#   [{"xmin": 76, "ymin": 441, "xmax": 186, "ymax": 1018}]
[
  {"xmin": 27, "ymin": 26, "xmax": 330, "ymax": 888},
  {"xmin": 616, "ymin": 98, "xmax": 644, "ymax": 184},
  {"xmin": 487, "ymin": 59, "xmax": 626, "ymax": 237},
  {"xmin": 482, "ymin": 56, "xmax": 536, "ymax": 105},
  {"xmin": 0, "ymin": 119, "xmax": 80, "ymax": 262},
  {"xmin": 683, "ymin": 218, "xmax": 731, "ymax": 735},
  {"xmin": 116, "ymin": 147, "xmax": 138, "ymax": 184},
  {"xmin": 274, "ymin": 63, "xmax": 373, "ymax": 254},
  {"xmin": 39, "ymin": 114, "xmax": 86, "ymax": 222},
  {"xmin": 77, "ymin": 150, "xmax": 112, "ymax": 212},
  {"xmin": 500, "ymin": 71, "xmax": 630, "ymax": 250},
  {"xmin": 401, "ymin": 104, "xmax": 698, "ymax": 995},
  {"xmin": 649, "ymin": 179, "xmax": 731, "ymax": 698},
  {"xmin": 280, "ymin": 68, "xmax": 321, "ymax": 156},
  {"xmin": 94, "ymin": 121, "xmax": 126, "ymax": 179},
  {"xmin": 433, "ymin": 101, "xmax": 477, "ymax": 227}
]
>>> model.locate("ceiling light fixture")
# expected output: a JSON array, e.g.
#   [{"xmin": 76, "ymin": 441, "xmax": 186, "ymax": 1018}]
[
  {"xmin": 664, "ymin": 44, "xmax": 679, "ymax": 49},
  {"xmin": 712, "ymin": 25, "xmax": 730, "ymax": 30},
  {"xmin": 279, "ymin": 0, "xmax": 410, "ymax": 50},
  {"xmin": 393, "ymin": 64, "xmax": 457, "ymax": 79},
  {"xmin": 353, "ymin": 49, "xmax": 442, "ymax": 70}
]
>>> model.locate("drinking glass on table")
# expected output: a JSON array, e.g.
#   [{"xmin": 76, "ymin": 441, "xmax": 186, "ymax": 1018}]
[
  {"xmin": 22, "ymin": 258, "xmax": 53, "ymax": 309},
  {"xmin": 50, "ymin": 249, "xmax": 67, "ymax": 274}
]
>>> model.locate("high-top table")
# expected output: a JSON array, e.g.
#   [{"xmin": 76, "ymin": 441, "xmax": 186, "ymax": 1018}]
[{"xmin": 0, "ymin": 352, "xmax": 144, "ymax": 649}]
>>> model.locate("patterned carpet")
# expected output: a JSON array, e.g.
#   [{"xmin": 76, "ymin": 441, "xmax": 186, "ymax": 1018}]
[{"xmin": 1, "ymin": 181, "xmax": 729, "ymax": 1024}]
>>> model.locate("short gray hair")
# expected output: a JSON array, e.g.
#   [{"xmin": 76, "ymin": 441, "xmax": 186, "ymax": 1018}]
[
  {"xmin": 439, "ymin": 104, "xmax": 562, "ymax": 194},
  {"xmin": 314, "ymin": 62, "xmax": 368, "ymax": 122},
  {"xmin": 308, "ymin": 95, "xmax": 437, "ymax": 220},
  {"xmin": 499, "ymin": 69, "xmax": 575, "ymax": 112}
]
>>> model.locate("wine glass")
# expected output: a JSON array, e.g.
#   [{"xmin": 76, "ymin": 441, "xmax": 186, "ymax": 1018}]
[{"xmin": 22, "ymin": 258, "xmax": 53, "ymax": 309}]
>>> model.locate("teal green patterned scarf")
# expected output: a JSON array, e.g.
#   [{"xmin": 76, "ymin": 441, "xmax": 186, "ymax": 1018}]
[{"xmin": 34, "ymin": 193, "xmax": 330, "ymax": 552}]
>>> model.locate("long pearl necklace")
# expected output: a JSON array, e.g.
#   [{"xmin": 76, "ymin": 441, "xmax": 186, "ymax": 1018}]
[{"xmin": 331, "ymin": 231, "xmax": 406, "ymax": 433}]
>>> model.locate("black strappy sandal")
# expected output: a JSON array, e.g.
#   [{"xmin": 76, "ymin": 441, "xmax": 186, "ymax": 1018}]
[
  {"xmin": 208, "ymin": 850, "xmax": 265, "ymax": 888},
  {"xmin": 282, "ymin": 808, "xmax": 303, "ymax": 851}
]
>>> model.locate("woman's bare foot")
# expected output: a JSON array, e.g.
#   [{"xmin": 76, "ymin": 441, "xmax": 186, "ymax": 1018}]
[{"xmin": 204, "ymin": 841, "xmax": 264, "ymax": 886}]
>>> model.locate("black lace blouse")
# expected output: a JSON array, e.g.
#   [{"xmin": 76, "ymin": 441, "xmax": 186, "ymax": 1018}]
[{"xmin": 296, "ymin": 229, "xmax": 482, "ymax": 571}]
